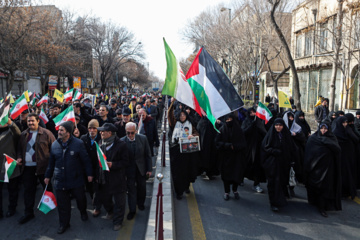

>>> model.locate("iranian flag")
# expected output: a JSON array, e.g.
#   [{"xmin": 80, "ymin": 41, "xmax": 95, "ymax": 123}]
[
  {"xmin": 95, "ymin": 142, "xmax": 109, "ymax": 171},
  {"xmin": 64, "ymin": 88, "xmax": 73, "ymax": 102},
  {"xmin": 37, "ymin": 93, "xmax": 49, "ymax": 107},
  {"xmin": 38, "ymin": 191, "xmax": 57, "ymax": 214},
  {"xmin": 53, "ymin": 105, "xmax": 75, "ymax": 130},
  {"xmin": 0, "ymin": 98, "xmax": 10, "ymax": 126},
  {"xmin": 256, "ymin": 102, "xmax": 273, "ymax": 124},
  {"xmin": 39, "ymin": 107, "xmax": 49, "ymax": 124},
  {"xmin": 0, "ymin": 154, "xmax": 17, "ymax": 183},
  {"xmin": 10, "ymin": 93, "xmax": 29, "ymax": 120},
  {"xmin": 73, "ymin": 89, "xmax": 82, "ymax": 100},
  {"xmin": 162, "ymin": 38, "xmax": 201, "ymax": 116},
  {"xmin": 186, "ymin": 47, "xmax": 243, "ymax": 130}
]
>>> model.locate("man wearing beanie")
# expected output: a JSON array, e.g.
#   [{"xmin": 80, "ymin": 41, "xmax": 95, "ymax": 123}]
[
  {"xmin": 45, "ymin": 121, "xmax": 93, "ymax": 234},
  {"xmin": 96, "ymin": 123, "xmax": 129, "ymax": 231},
  {"xmin": 80, "ymin": 119, "xmax": 101, "ymax": 212}
]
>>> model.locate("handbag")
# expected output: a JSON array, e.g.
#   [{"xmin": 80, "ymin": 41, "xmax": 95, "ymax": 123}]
[{"xmin": 289, "ymin": 167, "xmax": 296, "ymax": 187}]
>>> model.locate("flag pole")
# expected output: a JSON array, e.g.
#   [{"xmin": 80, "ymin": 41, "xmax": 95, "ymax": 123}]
[{"xmin": 37, "ymin": 184, "xmax": 48, "ymax": 209}]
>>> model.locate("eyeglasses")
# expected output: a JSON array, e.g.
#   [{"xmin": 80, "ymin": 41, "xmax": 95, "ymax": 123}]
[{"xmin": 126, "ymin": 131, "xmax": 135, "ymax": 135}]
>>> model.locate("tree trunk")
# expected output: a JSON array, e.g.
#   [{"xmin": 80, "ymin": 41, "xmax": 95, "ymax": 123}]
[
  {"xmin": 252, "ymin": 78, "xmax": 257, "ymax": 102},
  {"xmin": 329, "ymin": 0, "xmax": 344, "ymax": 111},
  {"xmin": 6, "ymin": 69, "xmax": 15, "ymax": 94},
  {"xmin": 268, "ymin": 0, "xmax": 302, "ymax": 110}
]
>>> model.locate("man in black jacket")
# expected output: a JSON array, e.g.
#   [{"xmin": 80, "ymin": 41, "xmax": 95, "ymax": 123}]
[
  {"xmin": 314, "ymin": 98, "xmax": 329, "ymax": 125},
  {"xmin": 45, "ymin": 121, "xmax": 93, "ymax": 234},
  {"xmin": 97, "ymin": 123, "xmax": 129, "ymax": 231},
  {"xmin": 121, "ymin": 122, "xmax": 152, "ymax": 220}
]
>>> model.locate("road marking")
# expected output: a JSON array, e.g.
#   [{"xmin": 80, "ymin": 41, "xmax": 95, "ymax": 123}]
[
  {"xmin": 354, "ymin": 196, "xmax": 360, "ymax": 205},
  {"xmin": 117, "ymin": 209, "xmax": 135, "ymax": 240},
  {"xmin": 187, "ymin": 184, "xmax": 206, "ymax": 240}
]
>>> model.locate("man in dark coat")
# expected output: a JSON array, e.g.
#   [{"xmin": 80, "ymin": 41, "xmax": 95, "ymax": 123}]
[
  {"xmin": 115, "ymin": 108, "xmax": 132, "ymax": 138},
  {"xmin": 241, "ymin": 108, "xmax": 267, "ymax": 193},
  {"xmin": 97, "ymin": 123, "xmax": 129, "ymax": 231},
  {"xmin": 121, "ymin": 122, "xmax": 152, "ymax": 220},
  {"xmin": 45, "ymin": 121, "xmax": 93, "ymax": 234},
  {"xmin": 314, "ymin": 98, "xmax": 329, "ymax": 124},
  {"xmin": 108, "ymin": 99, "xmax": 119, "ymax": 119},
  {"xmin": 135, "ymin": 109, "xmax": 159, "ymax": 156},
  {"xmin": 144, "ymin": 99, "xmax": 158, "ymax": 120},
  {"xmin": 80, "ymin": 119, "xmax": 101, "ymax": 212}
]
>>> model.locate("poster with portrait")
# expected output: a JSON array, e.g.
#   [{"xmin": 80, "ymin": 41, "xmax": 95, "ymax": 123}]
[{"xmin": 179, "ymin": 136, "xmax": 201, "ymax": 153}]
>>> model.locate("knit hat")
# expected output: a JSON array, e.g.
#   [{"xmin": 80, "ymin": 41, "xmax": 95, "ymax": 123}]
[
  {"xmin": 60, "ymin": 121, "xmax": 74, "ymax": 133},
  {"xmin": 88, "ymin": 119, "xmax": 99, "ymax": 128}
]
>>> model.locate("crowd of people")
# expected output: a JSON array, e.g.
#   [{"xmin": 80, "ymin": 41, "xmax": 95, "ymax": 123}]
[
  {"xmin": 168, "ymin": 97, "xmax": 360, "ymax": 218},
  {"xmin": 0, "ymin": 91, "xmax": 164, "ymax": 234}
]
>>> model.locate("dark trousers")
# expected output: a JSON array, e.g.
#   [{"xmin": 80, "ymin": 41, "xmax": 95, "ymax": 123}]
[
  {"xmin": 56, "ymin": 186, "xmax": 87, "ymax": 227},
  {"xmin": 22, "ymin": 166, "xmax": 52, "ymax": 215},
  {"xmin": 223, "ymin": 180, "xmax": 238, "ymax": 193},
  {"xmin": 0, "ymin": 176, "xmax": 20, "ymax": 214},
  {"xmin": 126, "ymin": 167, "xmax": 147, "ymax": 213},
  {"xmin": 94, "ymin": 183, "xmax": 126, "ymax": 225}
]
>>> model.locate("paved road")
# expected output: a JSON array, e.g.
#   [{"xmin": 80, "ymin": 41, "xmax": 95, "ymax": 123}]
[
  {"xmin": 174, "ymin": 175, "xmax": 360, "ymax": 240},
  {"xmin": 0, "ymin": 156, "xmax": 156, "ymax": 240}
]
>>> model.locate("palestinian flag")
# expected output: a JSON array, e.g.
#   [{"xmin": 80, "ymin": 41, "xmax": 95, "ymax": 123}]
[
  {"xmin": 37, "ymin": 93, "xmax": 49, "ymax": 107},
  {"xmin": 53, "ymin": 105, "xmax": 75, "ymax": 130},
  {"xmin": 0, "ymin": 98, "xmax": 10, "ymax": 126},
  {"xmin": 162, "ymin": 38, "xmax": 201, "ymax": 116},
  {"xmin": 64, "ymin": 88, "xmax": 73, "ymax": 102},
  {"xmin": 256, "ymin": 102, "xmax": 273, "ymax": 124},
  {"xmin": 185, "ymin": 47, "xmax": 243, "ymax": 130},
  {"xmin": 95, "ymin": 142, "xmax": 109, "ymax": 171},
  {"xmin": 0, "ymin": 154, "xmax": 17, "ymax": 183},
  {"xmin": 39, "ymin": 107, "xmax": 49, "ymax": 124},
  {"xmin": 10, "ymin": 94, "xmax": 28, "ymax": 120},
  {"xmin": 30, "ymin": 93, "xmax": 37, "ymax": 107},
  {"xmin": 38, "ymin": 191, "xmax": 57, "ymax": 214},
  {"xmin": 73, "ymin": 89, "xmax": 82, "ymax": 100}
]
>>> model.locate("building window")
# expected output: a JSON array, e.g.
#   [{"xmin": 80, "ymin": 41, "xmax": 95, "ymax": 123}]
[
  {"xmin": 305, "ymin": 31, "xmax": 312, "ymax": 56},
  {"xmin": 296, "ymin": 34, "xmax": 304, "ymax": 58},
  {"xmin": 354, "ymin": 17, "xmax": 360, "ymax": 49},
  {"xmin": 319, "ymin": 23, "xmax": 328, "ymax": 52}
]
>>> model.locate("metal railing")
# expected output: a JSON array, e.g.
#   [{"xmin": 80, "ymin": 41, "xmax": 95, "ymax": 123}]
[{"xmin": 155, "ymin": 173, "xmax": 164, "ymax": 240}]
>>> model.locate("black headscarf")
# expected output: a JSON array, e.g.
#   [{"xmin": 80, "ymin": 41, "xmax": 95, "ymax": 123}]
[
  {"xmin": 295, "ymin": 110, "xmax": 311, "ymax": 136},
  {"xmin": 332, "ymin": 116, "xmax": 348, "ymax": 141}
]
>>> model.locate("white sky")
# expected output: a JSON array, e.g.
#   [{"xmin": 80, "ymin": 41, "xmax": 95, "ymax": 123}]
[{"xmin": 48, "ymin": 0, "xmax": 232, "ymax": 80}]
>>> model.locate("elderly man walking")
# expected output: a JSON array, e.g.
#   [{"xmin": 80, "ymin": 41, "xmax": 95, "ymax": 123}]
[
  {"xmin": 96, "ymin": 123, "xmax": 129, "ymax": 231},
  {"xmin": 121, "ymin": 122, "xmax": 152, "ymax": 220}
]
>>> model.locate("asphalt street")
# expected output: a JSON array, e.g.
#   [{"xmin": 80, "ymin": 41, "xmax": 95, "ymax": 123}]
[
  {"xmin": 0, "ymin": 156, "xmax": 156, "ymax": 240},
  {"xmin": 174, "ymin": 175, "xmax": 360, "ymax": 240}
]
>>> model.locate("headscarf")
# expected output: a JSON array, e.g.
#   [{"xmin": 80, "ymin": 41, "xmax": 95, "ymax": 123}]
[
  {"xmin": 332, "ymin": 116, "xmax": 348, "ymax": 141},
  {"xmin": 172, "ymin": 110, "xmax": 192, "ymax": 142},
  {"xmin": 283, "ymin": 111, "xmax": 302, "ymax": 134},
  {"xmin": 295, "ymin": 110, "xmax": 311, "ymax": 136}
]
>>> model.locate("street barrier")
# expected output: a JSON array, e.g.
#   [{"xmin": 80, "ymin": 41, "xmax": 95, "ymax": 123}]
[{"xmin": 155, "ymin": 173, "xmax": 164, "ymax": 240}]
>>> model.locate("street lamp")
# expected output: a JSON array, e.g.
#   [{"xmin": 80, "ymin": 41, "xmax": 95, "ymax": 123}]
[{"xmin": 220, "ymin": 7, "xmax": 232, "ymax": 80}]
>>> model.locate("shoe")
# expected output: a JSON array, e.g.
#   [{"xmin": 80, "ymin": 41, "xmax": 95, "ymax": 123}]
[
  {"xmin": 138, "ymin": 205, "xmax": 145, "ymax": 211},
  {"xmin": 127, "ymin": 212, "xmax": 136, "ymax": 220},
  {"xmin": 271, "ymin": 205, "xmax": 279, "ymax": 212},
  {"xmin": 320, "ymin": 210, "xmax": 328, "ymax": 218},
  {"xmin": 208, "ymin": 176, "xmax": 215, "ymax": 180},
  {"xmin": 6, "ymin": 210, "xmax": 15, "ymax": 218},
  {"xmin": 18, "ymin": 214, "xmax": 35, "ymax": 224},
  {"xmin": 185, "ymin": 189, "xmax": 190, "ymax": 194},
  {"xmin": 176, "ymin": 194, "xmax": 183, "ymax": 200},
  {"xmin": 223, "ymin": 193, "xmax": 230, "ymax": 201},
  {"xmin": 81, "ymin": 212, "xmax": 88, "ymax": 221},
  {"xmin": 234, "ymin": 192, "xmax": 240, "ymax": 200},
  {"xmin": 92, "ymin": 209, "xmax": 101, "ymax": 217},
  {"xmin": 113, "ymin": 224, "xmax": 122, "ymax": 231},
  {"xmin": 105, "ymin": 212, "xmax": 113, "ymax": 220},
  {"xmin": 253, "ymin": 185, "xmax": 264, "ymax": 193},
  {"xmin": 57, "ymin": 224, "xmax": 70, "ymax": 234},
  {"xmin": 239, "ymin": 182, "xmax": 244, "ymax": 187}
]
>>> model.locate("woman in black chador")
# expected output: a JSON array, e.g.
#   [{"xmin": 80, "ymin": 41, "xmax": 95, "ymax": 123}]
[
  {"xmin": 332, "ymin": 116, "xmax": 357, "ymax": 199},
  {"xmin": 261, "ymin": 118, "xmax": 298, "ymax": 212},
  {"xmin": 304, "ymin": 122, "xmax": 342, "ymax": 217},
  {"xmin": 215, "ymin": 113, "xmax": 247, "ymax": 200}
]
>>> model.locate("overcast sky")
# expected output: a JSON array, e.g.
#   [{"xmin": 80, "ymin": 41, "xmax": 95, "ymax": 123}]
[{"xmin": 47, "ymin": 0, "xmax": 232, "ymax": 80}]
